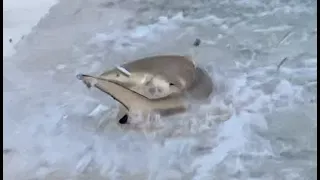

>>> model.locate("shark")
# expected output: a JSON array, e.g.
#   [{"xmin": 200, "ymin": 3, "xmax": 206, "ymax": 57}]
[{"xmin": 77, "ymin": 55, "xmax": 213, "ymax": 125}]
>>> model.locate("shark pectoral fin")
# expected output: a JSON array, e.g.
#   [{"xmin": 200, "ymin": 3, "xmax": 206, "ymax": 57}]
[
  {"xmin": 118, "ymin": 114, "xmax": 128, "ymax": 124},
  {"xmin": 186, "ymin": 67, "xmax": 213, "ymax": 101},
  {"xmin": 117, "ymin": 104, "xmax": 129, "ymax": 124}
]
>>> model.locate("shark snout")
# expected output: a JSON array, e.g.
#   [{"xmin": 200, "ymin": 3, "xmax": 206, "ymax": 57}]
[{"xmin": 76, "ymin": 73, "xmax": 85, "ymax": 80}]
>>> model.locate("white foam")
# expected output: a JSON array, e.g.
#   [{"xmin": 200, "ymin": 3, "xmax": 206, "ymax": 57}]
[
  {"xmin": 3, "ymin": 0, "xmax": 58, "ymax": 57},
  {"xmin": 253, "ymin": 25, "xmax": 292, "ymax": 33},
  {"xmin": 88, "ymin": 18, "xmax": 178, "ymax": 52}
]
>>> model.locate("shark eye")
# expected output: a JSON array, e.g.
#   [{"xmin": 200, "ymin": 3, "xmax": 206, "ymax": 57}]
[
  {"xmin": 169, "ymin": 83, "xmax": 175, "ymax": 86},
  {"xmin": 116, "ymin": 73, "xmax": 120, "ymax": 77}
]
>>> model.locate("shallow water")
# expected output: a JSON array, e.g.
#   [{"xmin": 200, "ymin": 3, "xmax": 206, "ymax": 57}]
[{"xmin": 4, "ymin": 0, "xmax": 317, "ymax": 179}]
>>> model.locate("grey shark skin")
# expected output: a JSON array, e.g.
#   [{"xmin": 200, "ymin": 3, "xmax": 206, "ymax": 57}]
[
  {"xmin": 77, "ymin": 55, "xmax": 213, "ymax": 125},
  {"xmin": 77, "ymin": 74, "xmax": 188, "ymax": 122},
  {"xmin": 186, "ymin": 66, "xmax": 214, "ymax": 101},
  {"xmin": 100, "ymin": 55, "xmax": 197, "ymax": 99},
  {"xmin": 113, "ymin": 66, "xmax": 214, "ymax": 124}
]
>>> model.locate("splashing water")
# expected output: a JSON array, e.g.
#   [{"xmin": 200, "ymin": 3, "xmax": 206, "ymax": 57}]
[{"xmin": 4, "ymin": 0, "xmax": 316, "ymax": 179}]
